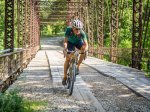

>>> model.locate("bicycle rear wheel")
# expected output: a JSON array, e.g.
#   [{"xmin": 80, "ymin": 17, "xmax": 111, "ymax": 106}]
[{"xmin": 68, "ymin": 64, "xmax": 76, "ymax": 95}]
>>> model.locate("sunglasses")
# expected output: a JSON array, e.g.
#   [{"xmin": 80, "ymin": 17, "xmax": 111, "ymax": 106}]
[{"xmin": 75, "ymin": 28, "xmax": 81, "ymax": 30}]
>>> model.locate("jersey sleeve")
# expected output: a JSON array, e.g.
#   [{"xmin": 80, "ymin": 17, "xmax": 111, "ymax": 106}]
[
  {"xmin": 65, "ymin": 27, "xmax": 71, "ymax": 38},
  {"xmin": 81, "ymin": 30, "xmax": 88, "ymax": 41}
]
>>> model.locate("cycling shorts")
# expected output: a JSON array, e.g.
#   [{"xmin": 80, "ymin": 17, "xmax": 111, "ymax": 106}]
[{"xmin": 67, "ymin": 40, "xmax": 84, "ymax": 54}]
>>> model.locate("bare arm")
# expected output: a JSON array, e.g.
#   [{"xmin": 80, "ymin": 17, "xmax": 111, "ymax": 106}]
[
  {"xmin": 64, "ymin": 37, "xmax": 68, "ymax": 49},
  {"xmin": 84, "ymin": 39, "xmax": 88, "ymax": 51}
]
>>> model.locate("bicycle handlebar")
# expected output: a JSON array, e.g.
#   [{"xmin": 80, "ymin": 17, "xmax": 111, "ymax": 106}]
[
  {"xmin": 63, "ymin": 49, "xmax": 88, "ymax": 60},
  {"xmin": 63, "ymin": 50, "xmax": 79, "ymax": 58}
]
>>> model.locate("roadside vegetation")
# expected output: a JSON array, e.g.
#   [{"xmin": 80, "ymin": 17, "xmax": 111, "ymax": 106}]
[{"xmin": 0, "ymin": 90, "xmax": 48, "ymax": 112}]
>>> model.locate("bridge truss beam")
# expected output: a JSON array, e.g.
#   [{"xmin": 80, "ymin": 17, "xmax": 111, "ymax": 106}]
[
  {"xmin": 110, "ymin": 0, "xmax": 118, "ymax": 63},
  {"xmin": 36, "ymin": 0, "xmax": 88, "ymax": 24},
  {"xmin": 97, "ymin": 0, "xmax": 104, "ymax": 59},
  {"xmin": 4, "ymin": 0, "xmax": 14, "ymax": 52},
  {"xmin": 132, "ymin": 0, "xmax": 143, "ymax": 69},
  {"xmin": 87, "ymin": 0, "xmax": 94, "ymax": 56}
]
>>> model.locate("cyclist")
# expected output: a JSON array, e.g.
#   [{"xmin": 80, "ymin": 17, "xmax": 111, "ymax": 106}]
[{"xmin": 62, "ymin": 19, "xmax": 88, "ymax": 85}]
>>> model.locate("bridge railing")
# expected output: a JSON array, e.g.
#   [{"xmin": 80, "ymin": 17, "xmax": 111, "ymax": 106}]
[
  {"xmin": 0, "ymin": 46, "xmax": 39, "ymax": 92},
  {"xmin": 90, "ymin": 47, "xmax": 150, "ymax": 74}
]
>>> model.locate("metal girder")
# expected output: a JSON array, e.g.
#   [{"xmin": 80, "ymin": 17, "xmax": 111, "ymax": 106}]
[
  {"xmin": 36, "ymin": 0, "xmax": 88, "ymax": 22},
  {"xmin": 17, "ymin": 0, "xmax": 40, "ymax": 52},
  {"xmin": 80, "ymin": 7, "xmax": 86, "ymax": 30},
  {"xmin": 39, "ymin": 15, "xmax": 75, "ymax": 21},
  {"xmin": 26, "ymin": 0, "xmax": 31, "ymax": 48},
  {"xmin": 40, "ymin": 18, "xmax": 66, "ymax": 20},
  {"xmin": 17, "ymin": 0, "xmax": 23, "ymax": 48},
  {"xmin": 35, "ymin": 1, "xmax": 67, "ymax": 6},
  {"xmin": 4, "ymin": 0, "xmax": 14, "ymax": 52},
  {"xmin": 35, "ymin": 1, "xmax": 88, "ymax": 7},
  {"xmin": 48, "ymin": 15, "xmax": 69, "ymax": 18},
  {"xmin": 30, "ymin": 0, "xmax": 34, "ymax": 48},
  {"xmin": 32, "ymin": 0, "xmax": 40, "ymax": 48},
  {"xmin": 37, "ymin": 11, "xmax": 76, "ymax": 14},
  {"xmin": 22, "ymin": 0, "xmax": 27, "ymax": 48},
  {"xmin": 132, "ymin": 0, "xmax": 143, "ymax": 69},
  {"xmin": 110, "ymin": 0, "xmax": 118, "ymax": 63},
  {"xmin": 40, "ymin": 22, "xmax": 64, "ymax": 24},
  {"xmin": 17, "ymin": 0, "xmax": 31, "ymax": 49},
  {"xmin": 87, "ymin": 0, "xmax": 94, "ymax": 56},
  {"xmin": 76, "ymin": 0, "xmax": 88, "ymax": 31},
  {"xmin": 37, "ymin": 7, "xmax": 79, "ymax": 11},
  {"xmin": 97, "ymin": 0, "xmax": 104, "ymax": 59},
  {"xmin": 40, "ymin": 18, "xmax": 66, "ymax": 22},
  {"xmin": 67, "ymin": 0, "xmax": 75, "ymax": 25}
]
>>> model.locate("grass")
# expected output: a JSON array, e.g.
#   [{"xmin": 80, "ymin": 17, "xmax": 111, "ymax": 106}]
[
  {"xmin": 0, "ymin": 90, "xmax": 48, "ymax": 112},
  {"xmin": 26, "ymin": 100, "xmax": 48, "ymax": 111}
]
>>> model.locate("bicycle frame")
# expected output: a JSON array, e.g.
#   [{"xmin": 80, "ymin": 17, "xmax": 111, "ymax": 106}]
[
  {"xmin": 67, "ymin": 50, "xmax": 79, "ymax": 81},
  {"xmin": 64, "ymin": 50, "xmax": 79, "ymax": 95}
]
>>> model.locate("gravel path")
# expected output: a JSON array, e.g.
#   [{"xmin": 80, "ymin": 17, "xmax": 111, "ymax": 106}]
[
  {"xmin": 79, "ymin": 64, "xmax": 150, "ymax": 112},
  {"xmin": 7, "ymin": 37, "xmax": 150, "ymax": 112}
]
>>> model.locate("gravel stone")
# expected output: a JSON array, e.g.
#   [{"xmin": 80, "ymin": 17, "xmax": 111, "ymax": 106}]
[{"xmin": 80, "ymin": 65, "xmax": 150, "ymax": 112}]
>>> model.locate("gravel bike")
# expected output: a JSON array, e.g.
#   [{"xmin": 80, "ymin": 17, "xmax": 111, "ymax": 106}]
[
  {"xmin": 63, "ymin": 49, "xmax": 88, "ymax": 95},
  {"xmin": 63, "ymin": 50, "xmax": 79, "ymax": 95}
]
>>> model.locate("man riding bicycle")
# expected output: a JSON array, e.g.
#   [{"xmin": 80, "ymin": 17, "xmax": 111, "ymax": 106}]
[{"xmin": 62, "ymin": 19, "xmax": 88, "ymax": 85}]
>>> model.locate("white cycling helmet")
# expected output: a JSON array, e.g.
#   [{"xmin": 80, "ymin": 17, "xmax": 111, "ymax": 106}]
[{"xmin": 72, "ymin": 19, "xmax": 83, "ymax": 29}]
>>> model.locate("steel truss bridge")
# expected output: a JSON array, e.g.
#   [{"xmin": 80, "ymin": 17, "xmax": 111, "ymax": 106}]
[{"xmin": 0, "ymin": 0, "xmax": 149, "ymax": 92}]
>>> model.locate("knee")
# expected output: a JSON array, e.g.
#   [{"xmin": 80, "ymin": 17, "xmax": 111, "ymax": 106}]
[
  {"xmin": 65, "ymin": 55, "xmax": 70, "ymax": 62},
  {"xmin": 80, "ymin": 45, "xmax": 86, "ymax": 52}
]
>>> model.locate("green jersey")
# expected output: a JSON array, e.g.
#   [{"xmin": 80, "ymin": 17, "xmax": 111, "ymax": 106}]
[{"xmin": 65, "ymin": 27, "xmax": 87, "ymax": 44}]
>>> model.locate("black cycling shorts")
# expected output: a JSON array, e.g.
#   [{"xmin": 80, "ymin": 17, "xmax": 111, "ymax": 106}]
[{"xmin": 67, "ymin": 40, "xmax": 83, "ymax": 53}]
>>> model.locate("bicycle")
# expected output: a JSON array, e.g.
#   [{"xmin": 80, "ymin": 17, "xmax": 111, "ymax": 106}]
[
  {"xmin": 63, "ymin": 49, "xmax": 88, "ymax": 95},
  {"xmin": 63, "ymin": 50, "xmax": 79, "ymax": 95}
]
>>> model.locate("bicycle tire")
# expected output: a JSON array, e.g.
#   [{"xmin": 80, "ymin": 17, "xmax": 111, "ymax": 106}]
[
  {"xmin": 66, "ymin": 74, "xmax": 70, "ymax": 89},
  {"xmin": 68, "ymin": 64, "xmax": 76, "ymax": 95}
]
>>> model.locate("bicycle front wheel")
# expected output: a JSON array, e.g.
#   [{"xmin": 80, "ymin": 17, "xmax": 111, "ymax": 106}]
[{"xmin": 68, "ymin": 64, "xmax": 76, "ymax": 95}]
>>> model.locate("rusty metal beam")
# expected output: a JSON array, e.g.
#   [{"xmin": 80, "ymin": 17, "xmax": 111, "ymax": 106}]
[
  {"xmin": 26, "ymin": 0, "xmax": 31, "ymax": 48},
  {"xmin": 17, "ymin": 0, "xmax": 23, "ymax": 48},
  {"xmin": 40, "ymin": 22, "xmax": 62, "ymax": 24},
  {"xmin": 110, "ymin": 0, "xmax": 118, "ymax": 63},
  {"xmin": 22, "ymin": 0, "xmax": 27, "ymax": 49},
  {"xmin": 35, "ymin": 1, "xmax": 88, "ymax": 7},
  {"xmin": 87, "ymin": 0, "xmax": 94, "ymax": 56},
  {"xmin": 36, "ymin": 0, "xmax": 88, "ymax": 22},
  {"xmin": 46, "ymin": 14, "xmax": 74, "ymax": 19},
  {"xmin": 36, "ymin": 7, "xmax": 79, "ymax": 11},
  {"xmin": 97, "ymin": 0, "xmax": 104, "ymax": 59},
  {"xmin": 132, "ymin": 0, "xmax": 143, "ymax": 69},
  {"xmin": 4, "ymin": 0, "xmax": 14, "ymax": 52},
  {"xmin": 40, "ymin": 18, "xmax": 66, "ymax": 22},
  {"xmin": 37, "ymin": 11, "xmax": 76, "ymax": 14}
]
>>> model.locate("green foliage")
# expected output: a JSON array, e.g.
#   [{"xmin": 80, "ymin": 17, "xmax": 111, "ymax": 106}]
[
  {"xmin": 41, "ymin": 21, "xmax": 65, "ymax": 37},
  {"xmin": 26, "ymin": 100, "xmax": 48, "ymax": 111},
  {"xmin": 0, "ymin": 90, "xmax": 48, "ymax": 112},
  {"xmin": 0, "ymin": 90, "xmax": 33, "ymax": 112}
]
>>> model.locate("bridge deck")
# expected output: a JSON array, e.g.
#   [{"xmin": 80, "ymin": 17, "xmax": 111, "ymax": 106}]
[
  {"xmin": 84, "ymin": 57, "xmax": 150, "ymax": 101},
  {"xmin": 7, "ymin": 37, "xmax": 150, "ymax": 112}
]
